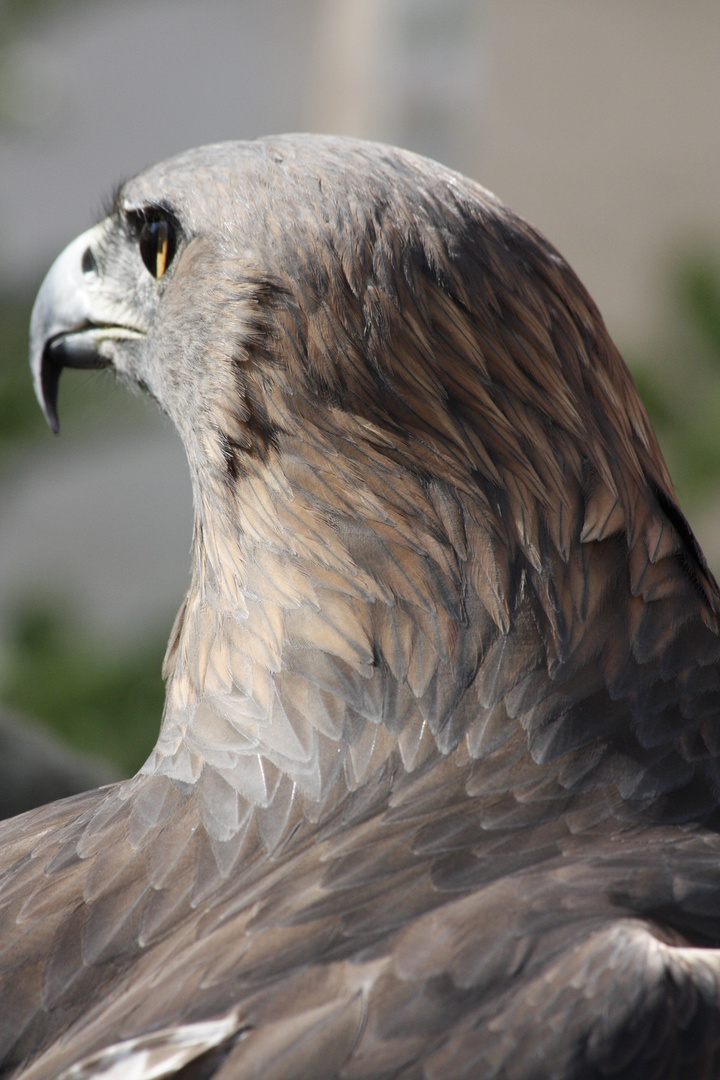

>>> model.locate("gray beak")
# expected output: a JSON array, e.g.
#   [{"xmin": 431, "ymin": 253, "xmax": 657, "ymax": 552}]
[{"xmin": 29, "ymin": 223, "xmax": 144, "ymax": 433}]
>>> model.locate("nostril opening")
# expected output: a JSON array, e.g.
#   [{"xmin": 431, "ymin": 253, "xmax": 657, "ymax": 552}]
[{"xmin": 81, "ymin": 246, "xmax": 97, "ymax": 275}]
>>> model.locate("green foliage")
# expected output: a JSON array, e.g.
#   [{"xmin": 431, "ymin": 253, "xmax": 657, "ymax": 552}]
[
  {"xmin": 0, "ymin": 291, "xmax": 47, "ymax": 445},
  {"xmin": 0, "ymin": 605, "xmax": 166, "ymax": 775},
  {"xmin": 678, "ymin": 259, "xmax": 720, "ymax": 359},
  {"xmin": 627, "ymin": 253, "xmax": 720, "ymax": 506},
  {"xmin": 0, "ymin": 0, "xmax": 92, "ymax": 44},
  {"xmin": 0, "ymin": 287, "xmax": 169, "ymax": 775}
]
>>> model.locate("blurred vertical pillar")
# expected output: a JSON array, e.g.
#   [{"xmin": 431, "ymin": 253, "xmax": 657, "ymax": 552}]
[
  {"xmin": 306, "ymin": 0, "xmax": 487, "ymax": 178},
  {"xmin": 307, "ymin": 0, "xmax": 720, "ymax": 353},
  {"xmin": 477, "ymin": 0, "xmax": 720, "ymax": 353}
]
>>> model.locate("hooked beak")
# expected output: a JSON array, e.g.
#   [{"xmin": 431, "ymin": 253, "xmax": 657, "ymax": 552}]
[{"xmin": 29, "ymin": 224, "xmax": 144, "ymax": 433}]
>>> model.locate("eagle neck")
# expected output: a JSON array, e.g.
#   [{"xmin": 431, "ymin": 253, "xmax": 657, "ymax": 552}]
[{"xmin": 142, "ymin": 453, "xmax": 428, "ymax": 842}]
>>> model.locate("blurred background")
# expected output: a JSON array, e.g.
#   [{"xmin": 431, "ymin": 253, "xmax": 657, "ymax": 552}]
[{"xmin": 1, "ymin": 0, "xmax": 719, "ymax": 806}]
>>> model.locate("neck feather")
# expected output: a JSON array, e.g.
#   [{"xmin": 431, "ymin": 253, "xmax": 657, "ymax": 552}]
[{"xmin": 143, "ymin": 425, "xmax": 720, "ymax": 850}]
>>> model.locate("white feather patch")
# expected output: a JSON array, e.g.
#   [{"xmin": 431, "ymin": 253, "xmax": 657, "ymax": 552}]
[{"xmin": 56, "ymin": 1012, "xmax": 243, "ymax": 1080}]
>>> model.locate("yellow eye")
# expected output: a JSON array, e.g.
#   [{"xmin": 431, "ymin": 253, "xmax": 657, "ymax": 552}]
[{"xmin": 139, "ymin": 217, "xmax": 176, "ymax": 279}]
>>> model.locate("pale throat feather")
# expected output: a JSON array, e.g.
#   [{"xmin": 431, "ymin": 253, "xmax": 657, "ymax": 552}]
[{"xmin": 141, "ymin": 448, "xmax": 412, "ymax": 831}]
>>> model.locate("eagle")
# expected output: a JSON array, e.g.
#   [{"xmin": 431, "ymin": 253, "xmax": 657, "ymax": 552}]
[{"xmin": 6, "ymin": 134, "xmax": 720, "ymax": 1079}]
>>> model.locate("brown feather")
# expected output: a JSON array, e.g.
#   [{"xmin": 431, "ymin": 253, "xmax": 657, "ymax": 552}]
[{"xmin": 8, "ymin": 134, "xmax": 720, "ymax": 1079}]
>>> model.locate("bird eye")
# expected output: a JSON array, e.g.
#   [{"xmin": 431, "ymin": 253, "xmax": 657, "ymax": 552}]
[{"xmin": 139, "ymin": 216, "xmax": 176, "ymax": 279}]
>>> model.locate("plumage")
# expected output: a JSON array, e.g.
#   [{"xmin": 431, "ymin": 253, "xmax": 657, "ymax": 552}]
[{"xmin": 5, "ymin": 133, "xmax": 720, "ymax": 1077}]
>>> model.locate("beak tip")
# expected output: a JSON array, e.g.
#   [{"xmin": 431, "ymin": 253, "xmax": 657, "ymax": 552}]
[{"xmin": 37, "ymin": 347, "xmax": 62, "ymax": 436}]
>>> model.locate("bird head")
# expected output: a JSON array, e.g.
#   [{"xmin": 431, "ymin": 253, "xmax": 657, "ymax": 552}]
[
  {"xmin": 27, "ymin": 136, "xmax": 720, "ymax": 816},
  {"xmin": 30, "ymin": 137, "xmax": 690, "ymax": 596},
  {"xmin": 31, "ymin": 145, "xmax": 263, "ymax": 478},
  {"xmin": 30, "ymin": 137, "xmax": 675, "ymax": 528}
]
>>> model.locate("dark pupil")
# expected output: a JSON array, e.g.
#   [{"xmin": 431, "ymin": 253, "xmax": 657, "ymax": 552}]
[{"xmin": 139, "ymin": 217, "xmax": 176, "ymax": 279}]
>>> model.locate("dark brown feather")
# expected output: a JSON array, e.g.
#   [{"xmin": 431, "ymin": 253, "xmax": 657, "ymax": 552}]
[{"xmin": 7, "ymin": 135, "xmax": 720, "ymax": 1079}]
